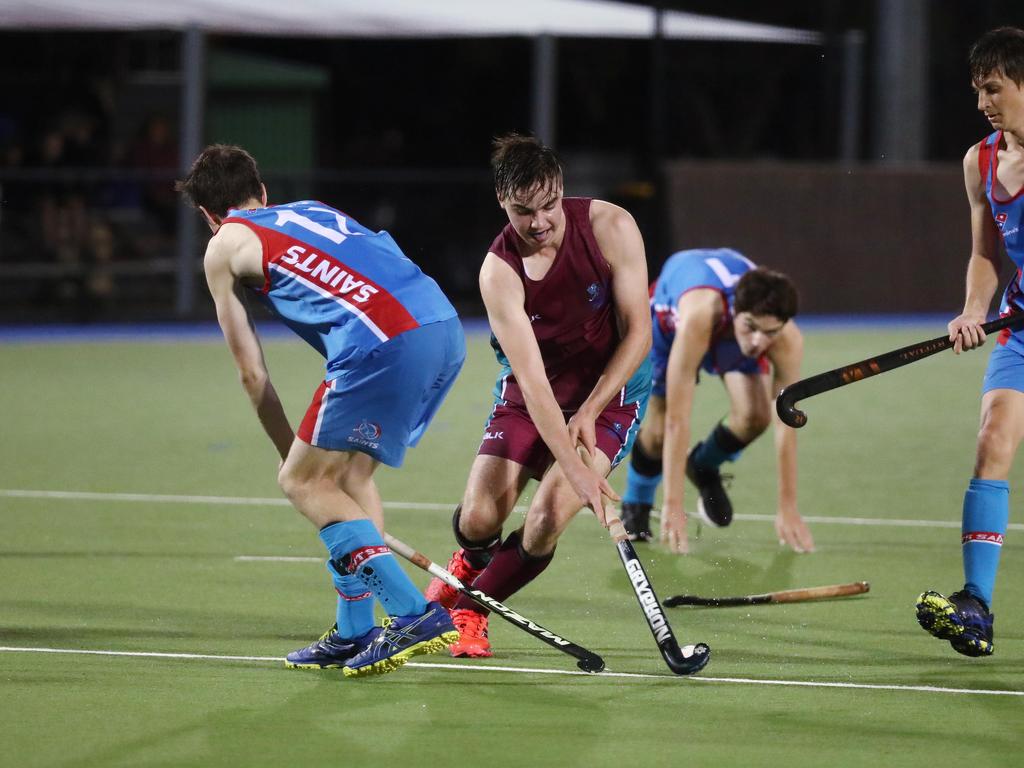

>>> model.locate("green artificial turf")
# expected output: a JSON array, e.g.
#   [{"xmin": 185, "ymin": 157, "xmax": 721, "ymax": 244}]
[{"xmin": 1, "ymin": 327, "xmax": 1020, "ymax": 767}]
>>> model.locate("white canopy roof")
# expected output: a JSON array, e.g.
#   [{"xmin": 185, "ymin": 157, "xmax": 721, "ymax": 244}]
[{"xmin": 0, "ymin": 0, "xmax": 822, "ymax": 44}]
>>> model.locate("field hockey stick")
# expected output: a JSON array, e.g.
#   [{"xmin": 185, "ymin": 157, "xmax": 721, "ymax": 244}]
[
  {"xmin": 664, "ymin": 580, "xmax": 869, "ymax": 608},
  {"xmin": 607, "ymin": 517, "xmax": 711, "ymax": 675},
  {"xmin": 383, "ymin": 532, "xmax": 605, "ymax": 673},
  {"xmin": 776, "ymin": 313, "xmax": 1024, "ymax": 428}
]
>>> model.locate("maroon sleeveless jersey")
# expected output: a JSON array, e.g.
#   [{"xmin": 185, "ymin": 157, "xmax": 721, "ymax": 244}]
[{"xmin": 488, "ymin": 197, "xmax": 619, "ymax": 411}]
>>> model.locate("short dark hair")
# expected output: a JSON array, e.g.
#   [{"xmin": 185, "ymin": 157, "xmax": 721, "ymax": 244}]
[
  {"xmin": 969, "ymin": 27, "xmax": 1024, "ymax": 86},
  {"xmin": 734, "ymin": 267, "xmax": 799, "ymax": 321},
  {"xmin": 175, "ymin": 144, "xmax": 263, "ymax": 218},
  {"xmin": 491, "ymin": 133, "xmax": 562, "ymax": 202}
]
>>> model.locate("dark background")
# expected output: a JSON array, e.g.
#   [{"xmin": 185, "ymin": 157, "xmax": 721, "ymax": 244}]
[{"xmin": 1, "ymin": 1, "xmax": 1022, "ymax": 322}]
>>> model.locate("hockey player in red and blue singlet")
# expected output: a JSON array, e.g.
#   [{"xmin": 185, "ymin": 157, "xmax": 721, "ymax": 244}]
[
  {"xmin": 916, "ymin": 27, "xmax": 1024, "ymax": 658},
  {"xmin": 423, "ymin": 134, "xmax": 653, "ymax": 658},
  {"xmin": 620, "ymin": 248, "xmax": 813, "ymax": 556},
  {"xmin": 179, "ymin": 145, "xmax": 463, "ymax": 678}
]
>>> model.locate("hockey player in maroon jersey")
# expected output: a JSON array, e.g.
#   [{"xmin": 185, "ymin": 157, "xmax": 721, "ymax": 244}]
[{"xmin": 425, "ymin": 134, "xmax": 652, "ymax": 657}]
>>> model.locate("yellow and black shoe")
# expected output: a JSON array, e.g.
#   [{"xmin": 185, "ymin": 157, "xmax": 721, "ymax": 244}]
[{"xmin": 916, "ymin": 590, "xmax": 994, "ymax": 657}]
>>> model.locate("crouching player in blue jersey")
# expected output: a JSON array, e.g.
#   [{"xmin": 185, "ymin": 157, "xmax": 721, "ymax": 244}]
[
  {"xmin": 177, "ymin": 145, "xmax": 464, "ymax": 677},
  {"xmin": 916, "ymin": 28, "xmax": 1024, "ymax": 658},
  {"xmin": 619, "ymin": 249, "xmax": 814, "ymax": 555}
]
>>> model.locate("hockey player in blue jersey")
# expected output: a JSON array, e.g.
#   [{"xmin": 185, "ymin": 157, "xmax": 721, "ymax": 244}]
[
  {"xmin": 177, "ymin": 145, "xmax": 464, "ymax": 677},
  {"xmin": 916, "ymin": 28, "xmax": 1024, "ymax": 658},
  {"xmin": 619, "ymin": 249, "xmax": 814, "ymax": 555}
]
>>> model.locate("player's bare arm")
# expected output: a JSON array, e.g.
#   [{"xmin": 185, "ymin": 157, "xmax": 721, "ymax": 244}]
[
  {"xmin": 952, "ymin": 143, "xmax": 1003, "ymax": 353},
  {"xmin": 766, "ymin": 321, "xmax": 814, "ymax": 553},
  {"xmin": 480, "ymin": 252, "xmax": 619, "ymax": 522},
  {"xmin": 204, "ymin": 224, "xmax": 294, "ymax": 460},
  {"xmin": 659, "ymin": 289, "xmax": 719, "ymax": 554},
  {"xmin": 567, "ymin": 201, "xmax": 653, "ymax": 456}
]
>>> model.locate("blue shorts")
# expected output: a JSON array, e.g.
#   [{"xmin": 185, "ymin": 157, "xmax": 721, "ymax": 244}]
[
  {"xmin": 650, "ymin": 331, "xmax": 767, "ymax": 397},
  {"xmin": 982, "ymin": 342, "xmax": 1024, "ymax": 394},
  {"xmin": 297, "ymin": 317, "xmax": 465, "ymax": 467}
]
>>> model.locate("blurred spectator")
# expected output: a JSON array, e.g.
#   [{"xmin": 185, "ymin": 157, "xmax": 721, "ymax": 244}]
[{"xmin": 129, "ymin": 113, "xmax": 178, "ymax": 234}]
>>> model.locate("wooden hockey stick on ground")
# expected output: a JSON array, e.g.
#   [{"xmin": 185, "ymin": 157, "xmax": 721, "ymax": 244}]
[{"xmin": 663, "ymin": 581, "xmax": 870, "ymax": 607}]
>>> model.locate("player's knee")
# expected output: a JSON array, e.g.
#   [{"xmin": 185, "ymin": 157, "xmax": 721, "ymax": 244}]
[
  {"xmin": 639, "ymin": 427, "xmax": 664, "ymax": 456},
  {"xmin": 457, "ymin": 500, "xmax": 504, "ymax": 541},
  {"xmin": 277, "ymin": 462, "xmax": 311, "ymax": 503},
  {"xmin": 456, "ymin": 503, "xmax": 501, "ymax": 542},
  {"xmin": 731, "ymin": 409, "xmax": 771, "ymax": 438},
  {"xmin": 975, "ymin": 423, "xmax": 1016, "ymax": 474},
  {"xmin": 525, "ymin": 504, "xmax": 563, "ymax": 543}
]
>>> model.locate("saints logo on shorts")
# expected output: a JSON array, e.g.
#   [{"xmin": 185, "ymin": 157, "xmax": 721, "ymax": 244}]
[
  {"xmin": 347, "ymin": 419, "xmax": 383, "ymax": 450},
  {"xmin": 355, "ymin": 420, "xmax": 382, "ymax": 440}
]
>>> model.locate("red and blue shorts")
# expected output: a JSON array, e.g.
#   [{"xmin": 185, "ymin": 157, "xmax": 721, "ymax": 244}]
[{"xmin": 297, "ymin": 317, "xmax": 465, "ymax": 467}]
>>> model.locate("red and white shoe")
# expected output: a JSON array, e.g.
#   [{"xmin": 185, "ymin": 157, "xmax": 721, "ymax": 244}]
[
  {"xmin": 425, "ymin": 549, "xmax": 484, "ymax": 609},
  {"xmin": 449, "ymin": 608, "xmax": 492, "ymax": 658}
]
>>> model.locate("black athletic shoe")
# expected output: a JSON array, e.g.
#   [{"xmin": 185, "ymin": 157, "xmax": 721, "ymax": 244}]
[
  {"xmin": 685, "ymin": 444, "xmax": 733, "ymax": 528},
  {"xmin": 916, "ymin": 589, "xmax": 995, "ymax": 657},
  {"xmin": 620, "ymin": 502, "xmax": 653, "ymax": 542}
]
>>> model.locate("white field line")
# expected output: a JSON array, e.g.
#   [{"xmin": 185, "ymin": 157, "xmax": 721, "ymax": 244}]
[
  {"xmin": 3, "ymin": 488, "xmax": 1021, "ymax": 532},
  {"xmin": 0, "ymin": 645, "xmax": 1020, "ymax": 697}
]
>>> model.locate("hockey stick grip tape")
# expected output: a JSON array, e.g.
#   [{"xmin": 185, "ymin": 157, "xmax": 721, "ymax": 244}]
[{"xmin": 607, "ymin": 517, "xmax": 629, "ymax": 543}]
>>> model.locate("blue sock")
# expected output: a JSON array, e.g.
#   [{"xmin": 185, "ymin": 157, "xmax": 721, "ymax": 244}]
[
  {"xmin": 319, "ymin": 519, "xmax": 427, "ymax": 617},
  {"xmin": 326, "ymin": 560, "xmax": 376, "ymax": 640},
  {"xmin": 961, "ymin": 478, "xmax": 1009, "ymax": 607},
  {"xmin": 691, "ymin": 423, "xmax": 746, "ymax": 470},
  {"xmin": 623, "ymin": 462, "xmax": 661, "ymax": 505}
]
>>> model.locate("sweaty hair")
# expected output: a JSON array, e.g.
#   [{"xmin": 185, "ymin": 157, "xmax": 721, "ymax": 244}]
[
  {"xmin": 734, "ymin": 267, "xmax": 799, "ymax": 321},
  {"xmin": 969, "ymin": 27, "xmax": 1024, "ymax": 87},
  {"xmin": 175, "ymin": 144, "xmax": 263, "ymax": 219},
  {"xmin": 491, "ymin": 133, "xmax": 562, "ymax": 202}
]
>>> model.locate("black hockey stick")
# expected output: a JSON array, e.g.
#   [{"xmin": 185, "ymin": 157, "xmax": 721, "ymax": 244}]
[
  {"xmin": 607, "ymin": 518, "xmax": 710, "ymax": 675},
  {"xmin": 384, "ymin": 533, "xmax": 605, "ymax": 673},
  {"xmin": 776, "ymin": 314, "xmax": 1024, "ymax": 428},
  {"xmin": 664, "ymin": 580, "xmax": 869, "ymax": 608}
]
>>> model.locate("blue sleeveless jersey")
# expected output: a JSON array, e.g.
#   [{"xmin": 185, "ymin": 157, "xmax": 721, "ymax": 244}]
[
  {"xmin": 980, "ymin": 131, "xmax": 1024, "ymax": 355},
  {"xmin": 651, "ymin": 248, "xmax": 764, "ymax": 376},
  {"xmin": 223, "ymin": 201, "xmax": 457, "ymax": 379}
]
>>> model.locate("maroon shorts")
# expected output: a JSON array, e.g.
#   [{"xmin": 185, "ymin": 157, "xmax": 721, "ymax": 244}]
[{"xmin": 477, "ymin": 398, "xmax": 645, "ymax": 479}]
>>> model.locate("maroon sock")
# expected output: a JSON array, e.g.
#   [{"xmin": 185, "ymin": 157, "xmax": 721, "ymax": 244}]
[{"xmin": 452, "ymin": 531, "xmax": 553, "ymax": 615}]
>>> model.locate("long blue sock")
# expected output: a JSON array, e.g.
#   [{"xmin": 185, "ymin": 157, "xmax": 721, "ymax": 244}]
[
  {"xmin": 690, "ymin": 422, "xmax": 747, "ymax": 470},
  {"xmin": 623, "ymin": 462, "xmax": 661, "ymax": 505},
  {"xmin": 961, "ymin": 478, "xmax": 1009, "ymax": 607},
  {"xmin": 325, "ymin": 560, "xmax": 376, "ymax": 640},
  {"xmin": 319, "ymin": 519, "xmax": 427, "ymax": 617}
]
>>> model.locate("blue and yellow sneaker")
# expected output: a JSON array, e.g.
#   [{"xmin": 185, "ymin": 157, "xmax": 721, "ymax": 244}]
[
  {"xmin": 342, "ymin": 601, "xmax": 459, "ymax": 678},
  {"xmin": 916, "ymin": 589, "xmax": 995, "ymax": 657},
  {"xmin": 285, "ymin": 625, "xmax": 381, "ymax": 669}
]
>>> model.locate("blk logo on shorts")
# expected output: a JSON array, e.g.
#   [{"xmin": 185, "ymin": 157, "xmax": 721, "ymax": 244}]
[{"xmin": 483, "ymin": 431, "xmax": 504, "ymax": 441}]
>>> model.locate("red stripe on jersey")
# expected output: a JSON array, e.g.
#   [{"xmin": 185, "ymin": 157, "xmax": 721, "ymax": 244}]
[
  {"xmin": 225, "ymin": 217, "xmax": 419, "ymax": 339},
  {"xmin": 346, "ymin": 545, "xmax": 391, "ymax": 572},
  {"xmin": 962, "ymin": 531, "xmax": 1004, "ymax": 545}
]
